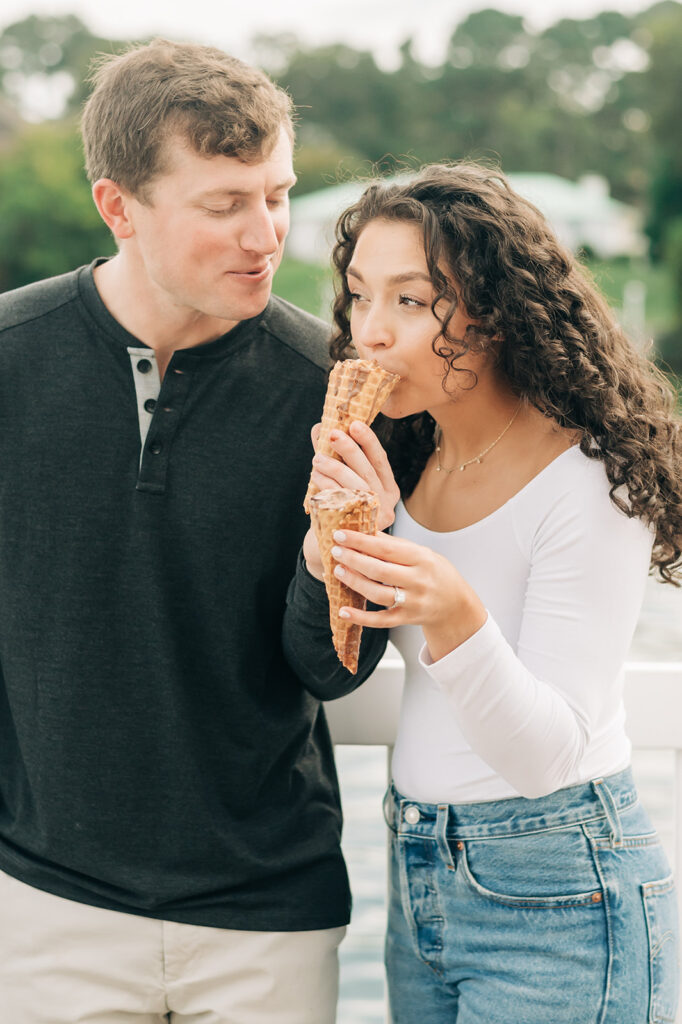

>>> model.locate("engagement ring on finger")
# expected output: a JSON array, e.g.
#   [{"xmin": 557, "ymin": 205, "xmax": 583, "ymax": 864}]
[{"xmin": 388, "ymin": 586, "xmax": 406, "ymax": 610}]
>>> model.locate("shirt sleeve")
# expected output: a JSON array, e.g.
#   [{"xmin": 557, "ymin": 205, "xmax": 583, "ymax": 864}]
[
  {"xmin": 282, "ymin": 551, "xmax": 389, "ymax": 700},
  {"xmin": 418, "ymin": 465, "xmax": 654, "ymax": 798}
]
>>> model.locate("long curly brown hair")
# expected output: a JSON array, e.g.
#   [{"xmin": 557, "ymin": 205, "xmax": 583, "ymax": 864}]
[{"xmin": 329, "ymin": 162, "xmax": 682, "ymax": 584}]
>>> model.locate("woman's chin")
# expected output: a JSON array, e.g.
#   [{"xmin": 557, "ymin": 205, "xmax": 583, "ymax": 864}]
[{"xmin": 381, "ymin": 392, "xmax": 425, "ymax": 421}]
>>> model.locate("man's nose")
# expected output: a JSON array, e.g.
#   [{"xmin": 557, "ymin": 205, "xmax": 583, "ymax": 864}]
[{"xmin": 240, "ymin": 203, "xmax": 281, "ymax": 255}]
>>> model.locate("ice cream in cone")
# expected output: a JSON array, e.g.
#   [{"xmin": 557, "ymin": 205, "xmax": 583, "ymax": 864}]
[
  {"xmin": 309, "ymin": 487, "xmax": 380, "ymax": 674},
  {"xmin": 304, "ymin": 359, "xmax": 400, "ymax": 512}
]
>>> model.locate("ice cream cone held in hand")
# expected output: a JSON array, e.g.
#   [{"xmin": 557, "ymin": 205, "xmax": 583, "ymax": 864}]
[
  {"xmin": 309, "ymin": 488, "xmax": 379, "ymax": 673},
  {"xmin": 304, "ymin": 359, "xmax": 400, "ymax": 512}
]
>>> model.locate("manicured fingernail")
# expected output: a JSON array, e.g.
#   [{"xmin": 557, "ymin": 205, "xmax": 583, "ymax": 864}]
[
  {"xmin": 339, "ymin": 609, "xmax": 351, "ymax": 619},
  {"xmin": 334, "ymin": 565, "xmax": 346, "ymax": 578},
  {"xmin": 333, "ymin": 531, "xmax": 346, "ymax": 543},
  {"xmin": 331, "ymin": 546, "xmax": 343, "ymax": 559}
]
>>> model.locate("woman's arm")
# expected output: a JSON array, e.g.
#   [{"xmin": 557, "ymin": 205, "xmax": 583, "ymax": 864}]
[{"xmin": 329, "ymin": 462, "xmax": 654, "ymax": 797}]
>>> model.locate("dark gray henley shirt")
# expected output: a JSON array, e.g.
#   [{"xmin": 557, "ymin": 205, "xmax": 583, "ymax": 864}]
[{"xmin": 0, "ymin": 261, "xmax": 386, "ymax": 930}]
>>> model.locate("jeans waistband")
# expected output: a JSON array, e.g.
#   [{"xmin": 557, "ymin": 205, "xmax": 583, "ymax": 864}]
[{"xmin": 384, "ymin": 768, "xmax": 638, "ymax": 840}]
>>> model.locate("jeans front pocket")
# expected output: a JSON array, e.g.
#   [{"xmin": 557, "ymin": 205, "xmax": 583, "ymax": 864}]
[
  {"xmin": 457, "ymin": 826, "xmax": 603, "ymax": 907},
  {"xmin": 642, "ymin": 875, "xmax": 679, "ymax": 1024}
]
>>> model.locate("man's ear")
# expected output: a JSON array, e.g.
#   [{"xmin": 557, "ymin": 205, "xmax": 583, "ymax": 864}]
[{"xmin": 91, "ymin": 179, "xmax": 136, "ymax": 240}]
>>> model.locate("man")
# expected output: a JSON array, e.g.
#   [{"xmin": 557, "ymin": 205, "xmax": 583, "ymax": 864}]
[{"xmin": 0, "ymin": 38, "xmax": 384, "ymax": 1023}]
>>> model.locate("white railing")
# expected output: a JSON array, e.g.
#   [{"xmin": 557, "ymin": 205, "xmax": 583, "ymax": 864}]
[{"xmin": 327, "ymin": 658, "xmax": 682, "ymax": 1024}]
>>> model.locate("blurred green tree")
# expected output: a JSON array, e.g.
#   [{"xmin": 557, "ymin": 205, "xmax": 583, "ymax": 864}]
[
  {"xmin": 0, "ymin": 2, "xmax": 678, "ymax": 377},
  {"xmin": 0, "ymin": 14, "xmax": 130, "ymax": 119},
  {"xmin": 636, "ymin": 2, "xmax": 682, "ymax": 256},
  {"xmin": 0, "ymin": 119, "xmax": 113, "ymax": 291}
]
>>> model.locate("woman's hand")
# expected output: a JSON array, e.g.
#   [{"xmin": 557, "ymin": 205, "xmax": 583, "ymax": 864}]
[
  {"xmin": 309, "ymin": 421, "xmax": 400, "ymax": 532},
  {"xmin": 303, "ymin": 419, "xmax": 401, "ymax": 583},
  {"xmin": 330, "ymin": 529, "xmax": 488, "ymax": 661}
]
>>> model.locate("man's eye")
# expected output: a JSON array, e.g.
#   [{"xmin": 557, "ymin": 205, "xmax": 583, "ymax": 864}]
[{"xmin": 203, "ymin": 207, "xmax": 236, "ymax": 217}]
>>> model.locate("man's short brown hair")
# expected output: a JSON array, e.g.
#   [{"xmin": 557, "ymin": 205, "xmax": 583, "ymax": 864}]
[{"xmin": 81, "ymin": 38, "xmax": 294, "ymax": 199}]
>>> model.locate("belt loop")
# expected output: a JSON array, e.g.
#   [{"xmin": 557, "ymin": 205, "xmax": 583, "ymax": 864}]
[
  {"xmin": 436, "ymin": 805, "xmax": 455, "ymax": 870},
  {"xmin": 592, "ymin": 777, "xmax": 623, "ymax": 847}
]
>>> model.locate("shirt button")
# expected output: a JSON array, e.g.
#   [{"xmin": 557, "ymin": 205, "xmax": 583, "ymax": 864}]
[
  {"xmin": 137, "ymin": 358, "xmax": 152, "ymax": 374},
  {"xmin": 148, "ymin": 442, "xmax": 162, "ymax": 455},
  {"xmin": 404, "ymin": 806, "xmax": 420, "ymax": 825},
  {"xmin": 144, "ymin": 398, "xmax": 157, "ymax": 413}
]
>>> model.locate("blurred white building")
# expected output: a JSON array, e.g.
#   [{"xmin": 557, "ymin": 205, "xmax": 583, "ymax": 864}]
[{"xmin": 288, "ymin": 171, "xmax": 647, "ymax": 263}]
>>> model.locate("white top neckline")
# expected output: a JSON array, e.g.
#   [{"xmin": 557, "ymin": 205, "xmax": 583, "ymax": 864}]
[{"xmin": 399, "ymin": 443, "xmax": 583, "ymax": 536}]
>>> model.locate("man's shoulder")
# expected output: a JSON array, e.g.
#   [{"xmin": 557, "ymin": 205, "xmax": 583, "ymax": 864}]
[
  {"xmin": 260, "ymin": 295, "xmax": 332, "ymax": 373},
  {"xmin": 0, "ymin": 268, "xmax": 82, "ymax": 334}
]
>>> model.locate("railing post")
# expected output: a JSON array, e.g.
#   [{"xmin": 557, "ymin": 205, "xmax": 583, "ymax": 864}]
[
  {"xmin": 677, "ymin": 750, "xmax": 682, "ymax": 1024},
  {"xmin": 386, "ymin": 744, "xmax": 393, "ymax": 1024}
]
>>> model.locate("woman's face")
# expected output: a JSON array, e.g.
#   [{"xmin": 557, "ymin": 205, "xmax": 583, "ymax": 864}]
[{"xmin": 346, "ymin": 218, "xmax": 485, "ymax": 419}]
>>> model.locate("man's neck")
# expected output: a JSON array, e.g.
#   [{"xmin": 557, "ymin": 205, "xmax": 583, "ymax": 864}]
[{"xmin": 93, "ymin": 254, "xmax": 240, "ymax": 359}]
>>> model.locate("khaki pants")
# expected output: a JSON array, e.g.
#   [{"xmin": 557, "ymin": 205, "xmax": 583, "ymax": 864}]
[{"xmin": 0, "ymin": 869, "xmax": 345, "ymax": 1023}]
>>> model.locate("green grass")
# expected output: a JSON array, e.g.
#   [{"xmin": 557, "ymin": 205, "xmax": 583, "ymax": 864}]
[
  {"xmin": 584, "ymin": 257, "xmax": 675, "ymax": 337},
  {"xmin": 274, "ymin": 257, "xmax": 334, "ymax": 321}
]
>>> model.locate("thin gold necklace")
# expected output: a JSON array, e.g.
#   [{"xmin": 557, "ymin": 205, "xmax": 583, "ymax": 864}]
[{"xmin": 434, "ymin": 401, "xmax": 523, "ymax": 474}]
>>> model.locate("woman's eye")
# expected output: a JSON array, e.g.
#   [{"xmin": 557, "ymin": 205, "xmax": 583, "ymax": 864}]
[
  {"xmin": 399, "ymin": 295, "xmax": 425, "ymax": 308},
  {"xmin": 349, "ymin": 292, "xmax": 366, "ymax": 303}
]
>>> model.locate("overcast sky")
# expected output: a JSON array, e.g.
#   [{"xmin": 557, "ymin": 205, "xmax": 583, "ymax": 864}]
[{"xmin": 0, "ymin": 0, "xmax": 664, "ymax": 67}]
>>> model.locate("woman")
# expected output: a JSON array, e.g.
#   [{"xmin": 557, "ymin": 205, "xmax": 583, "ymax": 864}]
[{"xmin": 301, "ymin": 163, "xmax": 681, "ymax": 1023}]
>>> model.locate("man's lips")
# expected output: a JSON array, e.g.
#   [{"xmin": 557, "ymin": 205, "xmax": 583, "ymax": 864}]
[{"xmin": 226, "ymin": 264, "xmax": 272, "ymax": 281}]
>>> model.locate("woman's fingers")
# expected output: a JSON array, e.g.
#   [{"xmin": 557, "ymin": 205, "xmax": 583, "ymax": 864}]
[
  {"xmin": 333, "ymin": 528, "xmax": 420, "ymax": 565},
  {"xmin": 339, "ymin": 604, "xmax": 408, "ymax": 628},
  {"xmin": 327, "ymin": 428, "xmax": 381, "ymax": 491},
  {"xmin": 330, "ymin": 530, "xmax": 422, "ymax": 622},
  {"xmin": 333, "ymin": 562, "xmax": 396, "ymax": 606},
  {"xmin": 331, "ymin": 543, "xmax": 408, "ymax": 587},
  {"xmin": 311, "ymin": 454, "xmax": 367, "ymax": 493},
  {"xmin": 347, "ymin": 421, "xmax": 400, "ymax": 499},
  {"xmin": 329, "ymin": 422, "xmax": 398, "ymax": 496}
]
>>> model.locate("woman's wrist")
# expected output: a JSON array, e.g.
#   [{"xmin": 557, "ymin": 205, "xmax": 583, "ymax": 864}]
[{"xmin": 422, "ymin": 590, "xmax": 487, "ymax": 663}]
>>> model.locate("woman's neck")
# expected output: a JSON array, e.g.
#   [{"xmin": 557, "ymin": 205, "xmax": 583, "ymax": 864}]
[{"xmin": 429, "ymin": 376, "xmax": 523, "ymax": 471}]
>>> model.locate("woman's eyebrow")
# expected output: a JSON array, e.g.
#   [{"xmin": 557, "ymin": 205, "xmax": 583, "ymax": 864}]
[{"xmin": 346, "ymin": 266, "xmax": 432, "ymax": 285}]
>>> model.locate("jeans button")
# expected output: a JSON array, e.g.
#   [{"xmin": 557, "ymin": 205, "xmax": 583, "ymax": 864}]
[{"xmin": 404, "ymin": 806, "xmax": 420, "ymax": 825}]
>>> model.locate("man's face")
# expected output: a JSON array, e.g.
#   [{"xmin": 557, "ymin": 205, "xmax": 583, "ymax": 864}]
[{"xmin": 125, "ymin": 127, "xmax": 295, "ymax": 327}]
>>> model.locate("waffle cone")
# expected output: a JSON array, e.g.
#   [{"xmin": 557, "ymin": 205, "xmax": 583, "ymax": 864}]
[
  {"xmin": 304, "ymin": 359, "xmax": 400, "ymax": 512},
  {"xmin": 309, "ymin": 488, "xmax": 379, "ymax": 674}
]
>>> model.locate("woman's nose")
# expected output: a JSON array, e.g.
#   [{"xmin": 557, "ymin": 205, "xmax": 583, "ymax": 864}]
[{"xmin": 353, "ymin": 308, "xmax": 394, "ymax": 350}]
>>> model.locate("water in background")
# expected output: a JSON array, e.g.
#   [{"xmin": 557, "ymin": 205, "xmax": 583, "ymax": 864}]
[{"xmin": 336, "ymin": 576, "xmax": 682, "ymax": 1023}]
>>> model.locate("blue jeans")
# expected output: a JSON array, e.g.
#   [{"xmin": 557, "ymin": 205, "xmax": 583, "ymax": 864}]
[{"xmin": 384, "ymin": 768, "xmax": 679, "ymax": 1023}]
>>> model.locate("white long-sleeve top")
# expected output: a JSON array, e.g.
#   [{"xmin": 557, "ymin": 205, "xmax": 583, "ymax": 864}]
[{"xmin": 390, "ymin": 445, "xmax": 654, "ymax": 803}]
